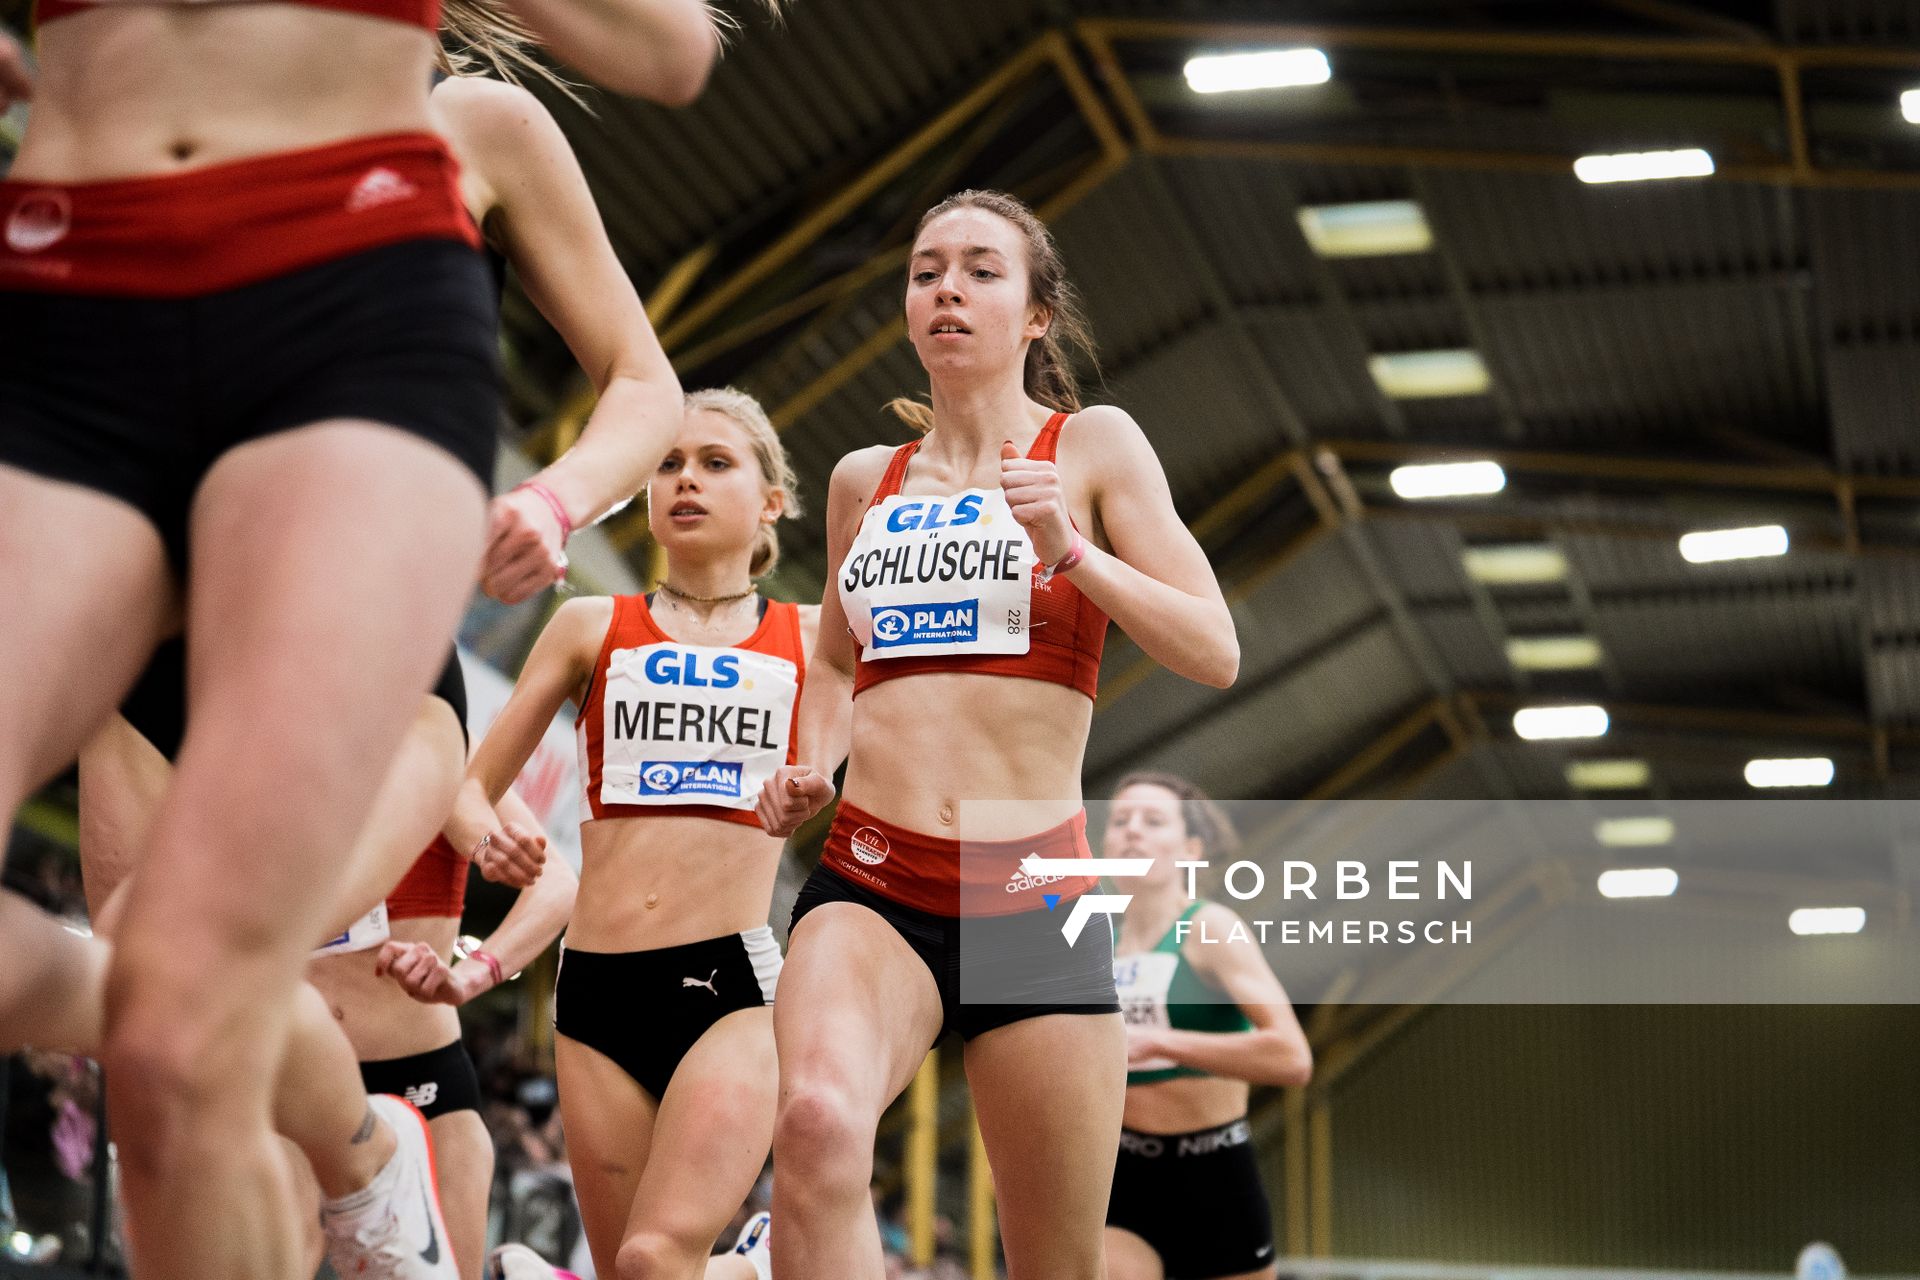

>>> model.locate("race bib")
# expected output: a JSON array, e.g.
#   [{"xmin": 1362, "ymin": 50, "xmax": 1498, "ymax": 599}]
[
  {"xmin": 1114, "ymin": 951, "xmax": 1178, "ymax": 1073},
  {"xmin": 314, "ymin": 902, "xmax": 390, "ymax": 957},
  {"xmin": 841, "ymin": 489, "xmax": 1035, "ymax": 660},
  {"xmin": 597, "ymin": 642, "xmax": 797, "ymax": 810}
]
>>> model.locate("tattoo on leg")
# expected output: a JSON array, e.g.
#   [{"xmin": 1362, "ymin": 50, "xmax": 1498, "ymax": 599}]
[{"xmin": 351, "ymin": 1107, "xmax": 376, "ymax": 1145}]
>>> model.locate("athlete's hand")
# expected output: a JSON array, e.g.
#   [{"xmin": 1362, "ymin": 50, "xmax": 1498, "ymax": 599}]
[
  {"xmin": 1124, "ymin": 1024, "xmax": 1170, "ymax": 1068},
  {"xmin": 481, "ymin": 488, "xmax": 570, "ymax": 604},
  {"xmin": 469, "ymin": 821, "xmax": 547, "ymax": 888},
  {"xmin": 758, "ymin": 764, "xmax": 835, "ymax": 838},
  {"xmin": 376, "ymin": 941, "xmax": 482, "ymax": 1006},
  {"xmin": 999, "ymin": 441, "xmax": 1073, "ymax": 566},
  {"xmin": 0, "ymin": 37, "xmax": 32, "ymax": 111}
]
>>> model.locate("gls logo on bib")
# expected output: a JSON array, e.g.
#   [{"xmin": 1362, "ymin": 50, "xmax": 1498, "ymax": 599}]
[
  {"xmin": 871, "ymin": 601, "xmax": 979, "ymax": 649},
  {"xmin": 639, "ymin": 760, "xmax": 745, "ymax": 798},
  {"xmin": 644, "ymin": 650, "xmax": 740, "ymax": 688}
]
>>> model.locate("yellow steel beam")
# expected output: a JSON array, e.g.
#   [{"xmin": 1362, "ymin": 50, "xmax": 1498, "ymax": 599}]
[
  {"xmin": 13, "ymin": 794, "xmax": 79, "ymax": 851},
  {"xmin": 1779, "ymin": 60, "xmax": 1812, "ymax": 179},
  {"xmin": 1144, "ymin": 135, "xmax": 1920, "ymax": 191},
  {"xmin": 968, "ymin": 1106, "xmax": 996, "ymax": 1280},
  {"xmin": 907, "ymin": 1050, "xmax": 939, "ymax": 1267},
  {"xmin": 1304, "ymin": 699, "xmax": 1445, "ymax": 800},
  {"xmin": 770, "ymin": 320, "xmax": 906, "ymax": 431},
  {"xmin": 659, "ymin": 36, "xmax": 1063, "ymax": 353},
  {"xmin": 1307, "ymin": 1097, "xmax": 1333, "ymax": 1256},
  {"xmin": 1079, "ymin": 17, "xmax": 1920, "ymax": 70},
  {"xmin": 648, "ymin": 239, "xmax": 720, "ymax": 330},
  {"xmin": 753, "ymin": 34, "xmax": 1128, "ymax": 435}
]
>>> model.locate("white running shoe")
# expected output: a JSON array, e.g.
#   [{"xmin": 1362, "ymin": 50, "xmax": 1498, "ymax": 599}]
[
  {"xmin": 485, "ymin": 1243, "xmax": 563, "ymax": 1280},
  {"xmin": 320, "ymin": 1094, "xmax": 459, "ymax": 1280},
  {"xmin": 732, "ymin": 1212, "xmax": 772, "ymax": 1280}
]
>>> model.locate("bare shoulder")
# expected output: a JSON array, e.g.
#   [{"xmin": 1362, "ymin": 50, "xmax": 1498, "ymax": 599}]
[
  {"xmin": 1063, "ymin": 403, "xmax": 1153, "ymax": 464},
  {"xmin": 548, "ymin": 594, "xmax": 617, "ymax": 650},
  {"xmin": 431, "ymin": 75, "xmax": 550, "ymax": 135},
  {"xmin": 831, "ymin": 444, "xmax": 903, "ymax": 507}
]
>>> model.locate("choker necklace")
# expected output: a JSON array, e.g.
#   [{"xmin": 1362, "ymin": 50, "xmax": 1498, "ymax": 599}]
[{"xmin": 659, "ymin": 582, "xmax": 755, "ymax": 606}]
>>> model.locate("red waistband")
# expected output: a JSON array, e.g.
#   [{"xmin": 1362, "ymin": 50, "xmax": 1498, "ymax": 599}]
[
  {"xmin": 820, "ymin": 801, "xmax": 1100, "ymax": 917},
  {"xmin": 0, "ymin": 132, "xmax": 478, "ymax": 298},
  {"xmin": 385, "ymin": 836, "xmax": 468, "ymax": 922}
]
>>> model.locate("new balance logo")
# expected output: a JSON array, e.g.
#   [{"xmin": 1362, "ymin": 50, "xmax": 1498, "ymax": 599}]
[
  {"xmin": 682, "ymin": 969, "xmax": 719, "ymax": 995},
  {"xmin": 403, "ymin": 1082, "xmax": 439, "ymax": 1111},
  {"xmin": 346, "ymin": 166, "xmax": 419, "ymax": 213},
  {"xmin": 1017, "ymin": 854, "xmax": 1154, "ymax": 944}
]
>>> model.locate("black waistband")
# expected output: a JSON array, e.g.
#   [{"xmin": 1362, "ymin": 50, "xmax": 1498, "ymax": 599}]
[{"xmin": 1118, "ymin": 1116, "xmax": 1253, "ymax": 1160}]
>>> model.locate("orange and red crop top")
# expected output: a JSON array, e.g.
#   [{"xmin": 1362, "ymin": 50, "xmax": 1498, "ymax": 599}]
[
  {"xmin": 576, "ymin": 594, "xmax": 806, "ymax": 829},
  {"xmin": 36, "ymin": 0, "xmax": 439, "ymax": 32},
  {"xmin": 841, "ymin": 412, "xmax": 1107, "ymax": 700}
]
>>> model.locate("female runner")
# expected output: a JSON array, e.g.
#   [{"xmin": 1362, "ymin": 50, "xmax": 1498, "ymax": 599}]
[
  {"xmin": 757, "ymin": 188, "xmax": 1239, "ymax": 1280},
  {"xmin": 0, "ymin": 0, "xmax": 735, "ymax": 1272},
  {"xmin": 453, "ymin": 388, "xmax": 813, "ymax": 1280},
  {"xmin": 1102, "ymin": 772, "xmax": 1312, "ymax": 1280}
]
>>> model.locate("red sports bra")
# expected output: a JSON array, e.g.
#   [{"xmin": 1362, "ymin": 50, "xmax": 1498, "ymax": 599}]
[
  {"xmin": 577, "ymin": 595, "xmax": 806, "ymax": 829},
  {"xmin": 36, "ymin": 0, "xmax": 439, "ymax": 32},
  {"xmin": 847, "ymin": 412, "xmax": 1108, "ymax": 700}
]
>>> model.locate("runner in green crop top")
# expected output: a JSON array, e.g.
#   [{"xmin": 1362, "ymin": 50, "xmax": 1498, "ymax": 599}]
[{"xmin": 1103, "ymin": 773, "xmax": 1313, "ymax": 1280}]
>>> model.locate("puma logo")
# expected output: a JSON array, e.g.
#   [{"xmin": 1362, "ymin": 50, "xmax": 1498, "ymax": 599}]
[{"xmin": 682, "ymin": 969, "xmax": 719, "ymax": 995}]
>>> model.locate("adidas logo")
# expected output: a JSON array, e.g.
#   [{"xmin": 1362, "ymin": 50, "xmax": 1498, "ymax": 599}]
[
  {"xmin": 346, "ymin": 166, "xmax": 419, "ymax": 214},
  {"xmin": 1006, "ymin": 866, "xmax": 1067, "ymax": 893}
]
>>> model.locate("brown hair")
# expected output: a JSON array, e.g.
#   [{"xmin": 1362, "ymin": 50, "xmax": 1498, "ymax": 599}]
[
  {"xmin": 1112, "ymin": 772, "xmax": 1240, "ymax": 862},
  {"xmin": 438, "ymin": 0, "xmax": 590, "ymax": 107},
  {"xmin": 885, "ymin": 189, "xmax": 1098, "ymax": 434},
  {"xmin": 682, "ymin": 387, "xmax": 802, "ymax": 579}
]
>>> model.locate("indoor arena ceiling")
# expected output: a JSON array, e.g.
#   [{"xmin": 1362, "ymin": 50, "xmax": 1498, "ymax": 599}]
[
  {"xmin": 489, "ymin": 0, "xmax": 1920, "ymax": 817},
  {"xmin": 7, "ymin": 0, "xmax": 1920, "ymax": 824}
]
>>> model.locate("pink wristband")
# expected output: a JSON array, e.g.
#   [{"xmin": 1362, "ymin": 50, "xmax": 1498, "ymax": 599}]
[
  {"xmin": 514, "ymin": 481, "xmax": 573, "ymax": 543},
  {"xmin": 1039, "ymin": 531, "xmax": 1086, "ymax": 584},
  {"xmin": 472, "ymin": 950, "xmax": 505, "ymax": 990}
]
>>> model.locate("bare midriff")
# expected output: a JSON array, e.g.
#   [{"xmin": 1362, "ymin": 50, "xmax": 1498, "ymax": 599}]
[
  {"xmin": 309, "ymin": 916, "xmax": 461, "ymax": 1063},
  {"xmin": 842, "ymin": 670, "xmax": 1093, "ymax": 839},
  {"xmin": 1123, "ymin": 1073, "xmax": 1252, "ymax": 1135},
  {"xmin": 17, "ymin": 6, "xmax": 435, "ymax": 182},
  {"xmin": 570, "ymin": 814, "xmax": 783, "ymax": 952}
]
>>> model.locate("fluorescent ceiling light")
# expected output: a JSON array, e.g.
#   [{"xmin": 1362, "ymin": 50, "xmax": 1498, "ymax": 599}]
[
  {"xmin": 1514, "ymin": 704, "xmax": 1609, "ymax": 741},
  {"xmin": 1566, "ymin": 758, "xmax": 1650, "ymax": 790},
  {"xmin": 1598, "ymin": 867, "xmax": 1679, "ymax": 898},
  {"xmin": 1595, "ymin": 816, "xmax": 1675, "ymax": 847},
  {"xmin": 1369, "ymin": 349, "xmax": 1491, "ymax": 398},
  {"xmin": 1297, "ymin": 200, "xmax": 1433, "ymax": 257},
  {"xmin": 1507, "ymin": 634, "xmax": 1603, "ymax": 671},
  {"xmin": 1574, "ymin": 148, "xmax": 1714, "ymax": 184},
  {"xmin": 1390, "ymin": 460, "xmax": 1505, "ymax": 500},
  {"xmin": 1185, "ymin": 48, "xmax": 1331, "ymax": 94},
  {"xmin": 1744, "ymin": 757, "xmax": 1834, "ymax": 788},
  {"xmin": 1902, "ymin": 88, "xmax": 1920, "ymax": 124},
  {"xmin": 1789, "ymin": 907, "xmax": 1865, "ymax": 936},
  {"xmin": 1464, "ymin": 543, "xmax": 1567, "ymax": 585},
  {"xmin": 1678, "ymin": 524, "xmax": 1788, "ymax": 564}
]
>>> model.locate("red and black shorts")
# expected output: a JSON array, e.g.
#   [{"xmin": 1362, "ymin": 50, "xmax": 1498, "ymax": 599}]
[{"xmin": 0, "ymin": 132, "xmax": 499, "ymax": 571}]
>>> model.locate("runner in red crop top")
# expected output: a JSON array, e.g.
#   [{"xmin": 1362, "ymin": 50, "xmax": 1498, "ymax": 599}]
[
  {"xmin": 0, "ymin": 10, "xmax": 746, "ymax": 1275},
  {"xmin": 846, "ymin": 410, "xmax": 1108, "ymax": 699},
  {"xmin": 754, "ymin": 190, "xmax": 1240, "ymax": 1280},
  {"xmin": 446, "ymin": 390, "xmax": 810, "ymax": 1280}
]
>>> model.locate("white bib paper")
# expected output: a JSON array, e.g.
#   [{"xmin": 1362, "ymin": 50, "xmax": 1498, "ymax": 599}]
[
  {"xmin": 841, "ymin": 489, "xmax": 1035, "ymax": 660},
  {"xmin": 597, "ymin": 642, "xmax": 797, "ymax": 811},
  {"xmin": 1114, "ymin": 951, "xmax": 1179, "ymax": 1073},
  {"xmin": 314, "ymin": 902, "xmax": 390, "ymax": 958}
]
